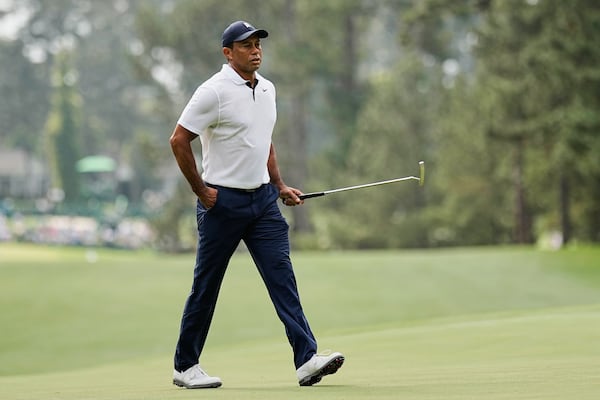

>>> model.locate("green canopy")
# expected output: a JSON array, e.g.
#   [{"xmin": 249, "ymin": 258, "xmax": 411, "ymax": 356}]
[{"xmin": 76, "ymin": 155, "xmax": 116, "ymax": 173}]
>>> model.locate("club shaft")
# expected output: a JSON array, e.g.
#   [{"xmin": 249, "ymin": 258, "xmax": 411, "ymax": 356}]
[
  {"xmin": 299, "ymin": 176, "xmax": 419, "ymax": 200},
  {"xmin": 298, "ymin": 161, "xmax": 425, "ymax": 201},
  {"xmin": 325, "ymin": 176, "xmax": 419, "ymax": 194}
]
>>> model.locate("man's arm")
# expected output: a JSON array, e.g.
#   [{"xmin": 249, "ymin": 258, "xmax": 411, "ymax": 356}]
[
  {"xmin": 169, "ymin": 124, "xmax": 217, "ymax": 208},
  {"xmin": 268, "ymin": 143, "xmax": 303, "ymax": 206}
]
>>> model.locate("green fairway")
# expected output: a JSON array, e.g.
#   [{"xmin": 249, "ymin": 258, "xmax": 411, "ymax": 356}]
[{"xmin": 1, "ymin": 243, "xmax": 599, "ymax": 399}]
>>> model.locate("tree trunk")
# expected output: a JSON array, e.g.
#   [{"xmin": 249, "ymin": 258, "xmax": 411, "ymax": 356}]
[
  {"xmin": 513, "ymin": 141, "xmax": 531, "ymax": 243},
  {"xmin": 342, "ymin": 14, "xmax": 357, "ymax": 91},
  {"xmin": 288, "ymin": 95, "xmax": 312, "ymax": 233},
  {"xmin": 586, "ymin": 174, "xmax": 600, "ymax": 242},
  {"xmin": 284, "ymin": 0, "xmax": 312, "ymax": 233},
  {"xmin": 337, "ymin": 13, "xmax": 359, "ymax": 164},
  {"xmin": 559, "ymin": 172, "xmax": 571, "ymax": 244}
]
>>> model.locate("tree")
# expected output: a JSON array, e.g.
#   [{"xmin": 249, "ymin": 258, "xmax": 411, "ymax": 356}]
[
  {"xmin": 274, "ymin": 0, "xmax": 381, "ymax": 235},
  {"xmin": 475, "ymin": 0, "xmax": 600, "ymax": 243},
  {"xmin": 45, "ymin": 51, "xmax": 81, "ymax": 202},
  {"xmin": 1, "ymin": 0, "xmax": 170, "ymax": 203},
  {"xmin": 0, "ymin": 40, "xmax": 50, "ymax": 152},
  {"xmin": 305, "ymin": 51, "xmax": 439, "ymax": 249},
  {"xmin": 400, "ymin": 0, "xmax": 600, "ymax": 245}
]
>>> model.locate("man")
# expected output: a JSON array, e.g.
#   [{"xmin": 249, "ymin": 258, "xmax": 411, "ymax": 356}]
[{"xmin": 169, "ymin": 20, "xmax": 344, "ymax": 389}]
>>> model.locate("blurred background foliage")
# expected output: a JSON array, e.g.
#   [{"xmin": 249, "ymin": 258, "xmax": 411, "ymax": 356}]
[{"xmin": 0, "ymin": 0, "xmax": 599, "ymax": 251}]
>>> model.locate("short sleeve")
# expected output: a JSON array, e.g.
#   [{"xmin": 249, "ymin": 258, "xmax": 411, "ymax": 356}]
[{"xmin": 177, "ymin": 86, "xmax": 219, "ymax": 135}]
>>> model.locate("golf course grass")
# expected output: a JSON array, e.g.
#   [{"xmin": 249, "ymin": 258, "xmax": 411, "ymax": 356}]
[{"xmin": 1, "ymin": 243, "xmax": 599, "ymax": 399}]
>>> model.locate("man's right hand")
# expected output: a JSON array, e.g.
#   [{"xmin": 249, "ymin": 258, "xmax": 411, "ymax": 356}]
[{"xmin": 198, "ymin": 186, "xmax": 218, "ymax": 209}]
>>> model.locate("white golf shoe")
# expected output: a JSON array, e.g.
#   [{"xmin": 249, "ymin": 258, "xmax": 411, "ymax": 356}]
[
  {"xmin": 173, "ymin": 364, "xmax": 222, "ymax": 389},
  {"xmin": 296, "ymin": 351, "xmax": 345, "ymax": 386}
]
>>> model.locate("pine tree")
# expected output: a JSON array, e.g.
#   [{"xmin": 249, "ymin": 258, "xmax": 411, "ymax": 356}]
[{"xmin": 45, "ymin": 51, "xmax": 82, "ymax": 203}]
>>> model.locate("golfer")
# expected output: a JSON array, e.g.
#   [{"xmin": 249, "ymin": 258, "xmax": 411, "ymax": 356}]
[{"xmin": 169, "ymin": 20, "xmax": 344, "ymax": 389}]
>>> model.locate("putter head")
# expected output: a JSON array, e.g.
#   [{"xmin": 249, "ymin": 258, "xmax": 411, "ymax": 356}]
[{"xmin": 419, "ymin": 161, "xmax": 425, "ymax": 186}]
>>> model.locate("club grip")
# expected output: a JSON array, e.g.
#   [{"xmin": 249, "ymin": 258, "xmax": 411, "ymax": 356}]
[{"xmin": 299, "ymin": 192, "xmax": 325, "ymax": 200}]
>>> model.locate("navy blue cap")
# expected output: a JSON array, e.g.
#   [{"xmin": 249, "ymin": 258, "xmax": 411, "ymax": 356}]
[{"xmin": 222, "ymin": 21, "xmax": 268, "ymax": 47}]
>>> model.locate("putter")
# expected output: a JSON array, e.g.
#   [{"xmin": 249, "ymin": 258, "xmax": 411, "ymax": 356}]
[{"xmin": 299, "ymin": 161, "xmax": 425, "ymax": 200}]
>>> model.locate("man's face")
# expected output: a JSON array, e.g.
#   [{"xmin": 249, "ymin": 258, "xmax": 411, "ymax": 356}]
[{"xmin": 225, "ymin": 34, "xmax": 262, "ymax": 79}]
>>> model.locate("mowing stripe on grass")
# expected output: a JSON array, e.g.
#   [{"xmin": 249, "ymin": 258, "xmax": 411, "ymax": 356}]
[{"xmin": 0, "ymin": 305, "xmax": 598, "ymax": 400}]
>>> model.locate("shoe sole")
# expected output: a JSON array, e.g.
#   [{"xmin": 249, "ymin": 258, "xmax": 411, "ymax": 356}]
[
  {"xmin": 173, "ymin": 379, "xmax": 222, "ymax": 389},
  {"xmin": 298, "ymin": 355, "xmax": 345, "ymax": 386}
]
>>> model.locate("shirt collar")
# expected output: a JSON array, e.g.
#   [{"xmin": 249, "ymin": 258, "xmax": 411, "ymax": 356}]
[{"xmin": 221, "ymin": 63, "xmax": 262, "ymax": 87}]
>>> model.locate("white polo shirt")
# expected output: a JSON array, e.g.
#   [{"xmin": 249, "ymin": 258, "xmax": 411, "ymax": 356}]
[{"xmin": 178, "ymin": 64, "xmax": 277, "ymax": 189}]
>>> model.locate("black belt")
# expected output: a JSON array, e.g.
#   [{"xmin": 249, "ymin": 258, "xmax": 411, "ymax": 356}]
[{"xmin": 207, "ymin": 183, "xmax": 265, "ymax": 193}]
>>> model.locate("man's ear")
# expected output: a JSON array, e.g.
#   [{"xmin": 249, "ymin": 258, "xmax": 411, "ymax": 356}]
[{"xmin": 223, "ymin": 47, "xmax": 232, "ymax": 61}]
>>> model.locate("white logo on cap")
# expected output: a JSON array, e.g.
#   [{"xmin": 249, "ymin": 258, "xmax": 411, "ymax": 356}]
[{"xmin": 243, "ymin": 22, "xmax": 252, "ymax": 29}]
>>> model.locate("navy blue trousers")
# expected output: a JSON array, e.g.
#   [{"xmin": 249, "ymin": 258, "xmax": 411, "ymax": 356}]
[{"xmin": 174, "ymin": 183, "xmax": 317, "ymax": 371}]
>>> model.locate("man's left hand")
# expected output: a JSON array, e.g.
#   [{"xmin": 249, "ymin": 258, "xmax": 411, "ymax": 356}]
[{"xmin": 280, "ymin": 186, "xmax": 304, "ymax": 207}]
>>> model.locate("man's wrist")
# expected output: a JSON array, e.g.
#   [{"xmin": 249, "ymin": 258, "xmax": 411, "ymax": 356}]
[
  {"xmin": 193, "ymin": 181, "xmax": 209, "ymax": 197},
  {"xmin": 271, "ymin": 180, "xmax": 286, "ymax": 192}
]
